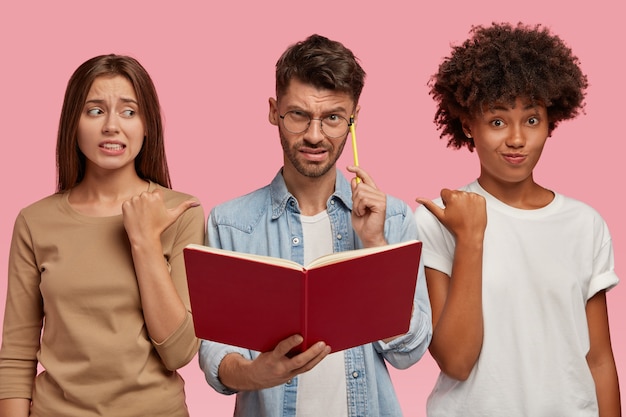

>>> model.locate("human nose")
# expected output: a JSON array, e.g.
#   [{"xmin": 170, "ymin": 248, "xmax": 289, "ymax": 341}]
[
  {"xmin": 303, "ymin": 118, "xmax": 325, "ymax": 144},
  {"xmin": 506, "ymin": 125, "xmax": 525, "ymax": 148},
  {"xmin": 102, "ymin": 113, "xmax": 120, "ymax": 135}
]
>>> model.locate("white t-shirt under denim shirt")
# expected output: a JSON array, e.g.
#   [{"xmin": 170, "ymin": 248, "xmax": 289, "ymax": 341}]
[{"xmin": 296, "ymin": 210, "xmax": 348, "ymax": 417}]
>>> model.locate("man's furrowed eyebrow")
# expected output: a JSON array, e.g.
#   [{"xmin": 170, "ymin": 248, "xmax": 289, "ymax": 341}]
[
  {"xmin": 285, "ymin": 105, "xmax": 349, "ymax": 115},
  {"xmin": 324, "ymin": 106, "xmax": 349, "ymax": 114}
]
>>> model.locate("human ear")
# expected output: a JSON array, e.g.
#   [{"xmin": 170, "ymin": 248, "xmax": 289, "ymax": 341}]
[
  {"xmin": 461, "ymin": 118, "xmax": 473, "ymax": 138},
  {"xmin": 352, "ymin": 104, "xmax": 361, "ymax": 122},
  {"xmin": 268, "ymin": 97, "xmax": 279, "ymax": 126}
]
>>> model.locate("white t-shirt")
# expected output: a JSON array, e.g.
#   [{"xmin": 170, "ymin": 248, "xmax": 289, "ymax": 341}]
[
  {"xmin": 415, "ymin": 181, "xmax": 619, "ymax": 417},
  {"xmin": 296, "ymin": 211, "xmax": 348, "ymax": 417}
]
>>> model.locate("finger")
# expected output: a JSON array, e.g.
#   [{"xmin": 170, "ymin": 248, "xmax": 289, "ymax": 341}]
[
  {"xmin": 273, "ymin": 334, "xmax": 304, "ymax": 358},
  {"xmin": 288, "ymin": 341, "xmax": 330, "ymax": 369},
  {"xmin": 124, "ymin": 188, "xmax": 161, "ymax": 210},
  {"xmin": 354, "ymin": 189, "xmax": 386, "ymax": 216},
  {"xmin": 146, "ymin": 188, "xmax": 165, "ymax": 201},
  {"xmin": 347, "ymin": 166, "xmax": 377, "ymax": 189},
  {"xmin": 291, "ymin": 343, "xmax": 331, "ymax": 374},
  {"xmin": 438, "ymin": 188, "xmax": 455, "ymax": 204},
  {"xmin": 415, "ymin": 197, "xmax": 445, "ymax": 221},
  {"xmin": 169, "ymin": 198, "xmax": 201, "ymax": 220}
]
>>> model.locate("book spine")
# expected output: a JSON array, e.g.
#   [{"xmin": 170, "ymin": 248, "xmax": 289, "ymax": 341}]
[{"xmin": 302, "ymin": 270, "xmax": 309, "ymax": 351}]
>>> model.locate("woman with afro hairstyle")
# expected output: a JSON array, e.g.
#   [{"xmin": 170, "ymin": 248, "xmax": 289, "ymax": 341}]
[{"xmin": 415, "ymin": 22, "xmax": 621, "ymax": 416}]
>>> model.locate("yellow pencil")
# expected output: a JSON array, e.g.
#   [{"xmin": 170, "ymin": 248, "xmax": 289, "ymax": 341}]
[{"xmin": 350, "ymin": 115, "xmax": 360, "ymax": 183}]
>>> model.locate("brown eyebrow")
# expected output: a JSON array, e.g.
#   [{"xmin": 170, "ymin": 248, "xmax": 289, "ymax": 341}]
[
  {"xmin": 284, "ymin": 105, "xmax": 349, "ymax": 116},
  {"xmin": 85, "ymin": 97, "xmax": 139, "ymax": 105}
]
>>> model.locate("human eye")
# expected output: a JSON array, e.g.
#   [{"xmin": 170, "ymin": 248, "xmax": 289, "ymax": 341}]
[
  {"xmin": 120, "ymin": 109, "xmax": 136, "ymax": 118},
  {"xmin": 527, "ymin": 116, "xmax": 540, "ymax": 126},
  {"xmin": 288, "ymin": 110, "xmax": 309, "ymax": 120},
  {"xmin": 324, "ymin": 114, "xmax": 343, "ymax": 126},
  {"xmin": 86, "ymin": 108, "xmax": 103, "ymax": 116},
  {"xmin": 490, "ymin": 118, "xmax": 504, "ymax": 128}
]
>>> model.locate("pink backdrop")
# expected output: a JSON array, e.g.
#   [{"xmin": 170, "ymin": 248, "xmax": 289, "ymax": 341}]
[{"xmin": 1, "ymin": 1, "xmax": 623, "ymax": 415}]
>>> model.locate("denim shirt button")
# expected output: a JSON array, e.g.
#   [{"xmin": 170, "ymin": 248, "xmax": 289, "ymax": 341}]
[
  {"xmin": 330, "ymin": 200, "xmax": 335, "ymax": 205},
  {"xmin": 352, "ymin": 371, "xmax": 359, "ymax": 378},
  {"xmin": 292, "ymin": 237, "xmax": 300, "ymax": 245},
  {"xmin": 286, "ymin": 379, "xmax": 292, "ymax": 385},
  {"xmin": 336, "ymin": 234, "xmax": 342, "ymax": 240}
]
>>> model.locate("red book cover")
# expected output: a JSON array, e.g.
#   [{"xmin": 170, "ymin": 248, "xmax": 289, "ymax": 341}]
[{"xmin": 184, "ymin": 240, "xmax": 421, "ymax": 354}]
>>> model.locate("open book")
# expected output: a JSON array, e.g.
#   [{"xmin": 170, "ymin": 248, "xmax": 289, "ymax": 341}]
[{"xmin": 184, "ymin": 240, "xmax": 421, "ymax": 354}]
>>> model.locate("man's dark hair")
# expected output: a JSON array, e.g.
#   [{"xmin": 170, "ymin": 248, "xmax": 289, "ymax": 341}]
[{"xmin": 275, "ymin": 34, "xmax": 366, "ymax": 104}]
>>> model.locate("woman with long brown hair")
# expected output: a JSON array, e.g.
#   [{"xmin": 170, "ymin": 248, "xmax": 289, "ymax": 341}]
[{"xmin": 0, "ymin": 54, "xmax": 204, "ymax": 417}]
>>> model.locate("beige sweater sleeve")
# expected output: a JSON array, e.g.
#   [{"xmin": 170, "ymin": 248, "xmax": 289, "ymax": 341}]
[
  {"xmin": 150, "ymin": 193, "xmax": 205, "ymax": 369},
  {"xmin": 0, "ymin": 212, "xmax": 42, "ymax": 400}
]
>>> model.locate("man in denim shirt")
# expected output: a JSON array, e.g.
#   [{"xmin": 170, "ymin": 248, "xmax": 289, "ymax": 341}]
[{"xmin": 198, "ymin": 34, "xmax": 432, "ymax": 417}]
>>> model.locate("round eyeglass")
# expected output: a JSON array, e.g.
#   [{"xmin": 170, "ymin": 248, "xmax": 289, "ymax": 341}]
[{"xmin": 279, "ymin": 111, "xmax": 352, "ymax": 139}]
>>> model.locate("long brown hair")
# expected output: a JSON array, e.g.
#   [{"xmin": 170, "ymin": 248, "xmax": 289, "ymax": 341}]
[{"xmin": 56, "ymin": 54, "xmax": 171, "ymax": 191}]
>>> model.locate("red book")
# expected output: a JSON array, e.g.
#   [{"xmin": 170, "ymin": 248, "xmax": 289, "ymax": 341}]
[{"xmin": 184, "ymin": 240, "xmax": 421, "ymax": 354}]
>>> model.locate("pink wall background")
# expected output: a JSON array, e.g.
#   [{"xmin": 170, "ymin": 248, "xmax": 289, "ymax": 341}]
[{"xmin": 1, "ymin": 1, "xmax": 623, "ymax": 415}]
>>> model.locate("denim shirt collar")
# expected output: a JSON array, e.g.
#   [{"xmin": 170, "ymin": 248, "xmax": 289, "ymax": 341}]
[{"xmin": 269, "ymin": 168, "xmax": 353, "ymax": 219}]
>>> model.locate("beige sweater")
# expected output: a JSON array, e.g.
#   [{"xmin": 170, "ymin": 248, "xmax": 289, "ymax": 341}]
[{"xmin": 0, "ymin": 183, "xmax": 205, "ymax": 417}]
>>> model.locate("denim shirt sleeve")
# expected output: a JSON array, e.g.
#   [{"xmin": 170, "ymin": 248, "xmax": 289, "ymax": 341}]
[
  {"xmin": 197, "ymin": 211, "xmax": 251, "ymax": 394},
  {"xmin": 198, "ymin": 340, "xmax": 250, "ymax": 395},
  {"xmin": 373, "ymin": 196, "xmax": 433, "ymax": 369},
  {"xmin": 199, "ymin": 181, "xmax": 299, "ymax": 395}
]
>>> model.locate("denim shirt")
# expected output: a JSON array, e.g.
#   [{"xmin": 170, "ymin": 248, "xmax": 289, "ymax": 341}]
[{"xmin": 199, "ymin": 170, "xmax": 432, "ymax": 417}]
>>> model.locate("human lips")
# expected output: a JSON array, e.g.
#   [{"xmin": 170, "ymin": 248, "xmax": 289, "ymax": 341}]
[
  {"xmin": 501, "ymin": 153, "xmax": 527, "ymax": 165},
  {"xmin": 299, "ymin": 146, "xmax": 329, "ymax": 161},
  {"xmin": 99, "ymin": 141, "xmax": 126, "ymax": 154}
]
